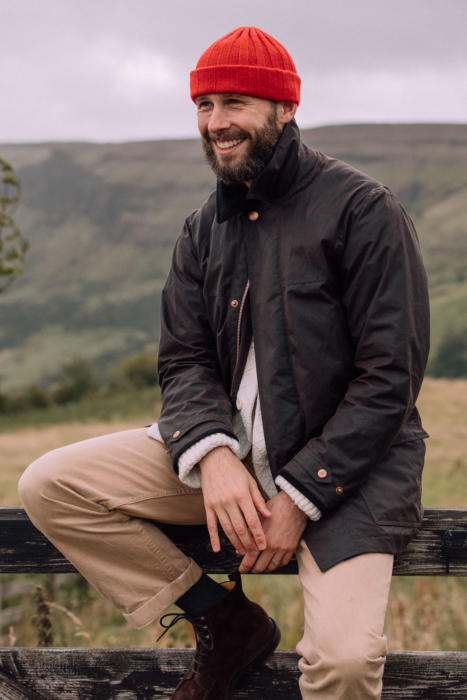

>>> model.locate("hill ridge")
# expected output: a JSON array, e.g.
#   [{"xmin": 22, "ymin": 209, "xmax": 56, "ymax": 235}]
[{"xmin": 1, "ymin": 123, "xmax": 466, "ymax": 389}]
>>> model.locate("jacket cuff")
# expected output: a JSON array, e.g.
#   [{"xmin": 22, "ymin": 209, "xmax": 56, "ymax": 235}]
[
  {"xmin": 178, "ymin": 433, "xmax": 241, "ymax": 488},
  {"xmin": 275, "ymin": 476, "xmax": 322, "ymax": 521}
]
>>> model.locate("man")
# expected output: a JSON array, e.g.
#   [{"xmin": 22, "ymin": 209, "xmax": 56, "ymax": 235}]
[{"xmin": 19, "ymin": 26, "xmax": 429, "ymax": 699}]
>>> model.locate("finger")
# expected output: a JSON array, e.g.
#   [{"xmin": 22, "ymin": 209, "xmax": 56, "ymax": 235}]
[
  {"xmin": 205, "ymin": 508, "xmax": 220, "ymax": 553},
  {"xmin": 239, "ymin": 551, "xmax": 259, "ymax": 574},
  {"xmin": 281, "ymin": 551, "xmax": 294, "ymax": 567},
  {"xmin": 267, "ymin": 554, "xmax": 283, "ymax": 571},
  {"xmin": 217, "ymin": 508, "xmax": 251, "ymax": 554},
  {"xmin": 227, "ymin": 506, "xmax": 259, "ymax": 552},
  {"xmin": 251, "ymin": 550, "xmax": 275, "ymax": 574},
  {"xmin": 240, "ymin": 498, "xmax": 268, "ymax": 551},
  {"xmin": 249, "ymin": 481, "xmax": 272, "ymax": 518}
]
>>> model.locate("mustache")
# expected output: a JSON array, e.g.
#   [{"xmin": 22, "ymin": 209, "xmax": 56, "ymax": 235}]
[{"xmin": 206, "ymin": 128, "xmax": 250, "ymax": 143}]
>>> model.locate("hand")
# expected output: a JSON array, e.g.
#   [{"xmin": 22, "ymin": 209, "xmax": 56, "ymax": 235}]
[
  {"xmin": 238, "ymin": 490, "xmax": 308, "ymax": 574},
  {"xmin": 199, "ymin": 447, "xmax": 272, "ymax": 554}
]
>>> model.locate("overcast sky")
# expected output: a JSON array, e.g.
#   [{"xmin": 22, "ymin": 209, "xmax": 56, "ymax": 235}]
[{"xmin": 2, "ymin": 0, "xmax": 466, "ymax": 143}]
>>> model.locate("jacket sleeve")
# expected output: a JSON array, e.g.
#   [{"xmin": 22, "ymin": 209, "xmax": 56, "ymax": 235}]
[
  {"xmin": 277, "ymin": 185, "xmax": 430, "ymax": 515},
  {"xmin": 157, "ymin": 216, "xmax": 237, "ymax": 470}
]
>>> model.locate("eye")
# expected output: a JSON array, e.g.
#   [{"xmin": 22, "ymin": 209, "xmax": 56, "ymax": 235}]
[{"xmin": 196, "ymin": 100, "xmax": 212, "ymax": 112}]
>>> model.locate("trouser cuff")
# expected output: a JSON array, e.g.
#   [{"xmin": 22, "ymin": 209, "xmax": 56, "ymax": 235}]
[{"xmin": 123, "ymin": 559, "xmax": 203, "ymax": 629}]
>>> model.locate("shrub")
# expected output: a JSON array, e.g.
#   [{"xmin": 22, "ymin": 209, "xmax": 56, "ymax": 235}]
[
  {"xmin": 432, "ymin": 329, "xmax": 467, "ymax": 379},
  {"xmin": 26, "ymin": 383, "xmax": 50, "ymax": 408},
  {"xmin": 110, "ymin": 352, "xmax": 157, "ymax": 390},
  {"xmin": 51, "ymin": 356, "xmax": 98, "ymax": 404}
]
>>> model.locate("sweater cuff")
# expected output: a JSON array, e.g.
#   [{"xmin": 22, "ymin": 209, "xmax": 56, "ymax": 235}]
[
  {"xmin": 178, "ymin": 433, "xmax": 241, "ymax": 488},
  {"xmin": 275, "ymin": 476, "xmax": 322, "ymax": 521}
]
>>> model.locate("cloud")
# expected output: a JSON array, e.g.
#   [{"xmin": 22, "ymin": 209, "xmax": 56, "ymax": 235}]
[
  {"xmin": 89, "ymin": 40, "xmax": 180, "ymax": 100},
  {"xmin": 300, "ymin": 65, "xmax": 467, "ymax": 127},
  {"xmin": 1, "ymin": 0, "xmax": 466, "ymax": 142}
]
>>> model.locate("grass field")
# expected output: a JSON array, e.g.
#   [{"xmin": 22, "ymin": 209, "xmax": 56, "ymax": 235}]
[{"xmin": 1, "ymin": 377, "xmax": 466, "ymax": 651}]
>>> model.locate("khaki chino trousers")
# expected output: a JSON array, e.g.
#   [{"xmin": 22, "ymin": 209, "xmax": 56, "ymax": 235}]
[{"xmin": 18, "ymin": 427, "xmax": 393, "ymax": 699}]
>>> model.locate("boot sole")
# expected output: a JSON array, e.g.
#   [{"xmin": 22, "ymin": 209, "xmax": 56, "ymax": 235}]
[{"xmin": 224, "ymin": 617, "xmax": 281, "ymax": 699}]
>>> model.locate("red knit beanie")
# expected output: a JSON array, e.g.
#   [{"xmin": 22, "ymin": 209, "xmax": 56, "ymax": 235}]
[{"xmin": 190, "ymin": 26, "xmax": 300, "ymax": 104}]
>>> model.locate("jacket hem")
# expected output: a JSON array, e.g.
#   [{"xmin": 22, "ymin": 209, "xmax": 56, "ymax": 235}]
[{"xmin": 306, "ymin": 537, "xmax": 397, "ymax": 573}]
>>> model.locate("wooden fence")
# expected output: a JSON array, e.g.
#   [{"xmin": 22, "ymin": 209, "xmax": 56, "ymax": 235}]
[{"xmin": 0, "ymin": 506, "xmax": 466, "ymax": 699}]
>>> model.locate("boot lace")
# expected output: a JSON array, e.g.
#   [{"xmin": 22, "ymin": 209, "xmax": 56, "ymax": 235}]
[{"xmin": 156, "ymin": 612, "xmax": 213, "ymax": 674}]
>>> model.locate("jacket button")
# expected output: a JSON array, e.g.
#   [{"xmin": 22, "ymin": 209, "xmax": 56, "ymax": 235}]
[
  {"xmin": 236, "ymin": 397, "xmax": 243, "ymax": 410},
  {"xmin": 317, "ymin": 468, "xmax": 327, "ymax": 479},
  {"xmin": 248, "ymin": 211, "xmax": 259, "ymax": 221},
  {"xmin": 336, "ymin": 486, "xmax": 344, "ymax": 495},
  {"xmin": 172, "ymin": 430, "xmax": 181, "ymax": 439},
  {"xmin": 230, "ymin": 299, "xmax": 239, "ymax": 308}
]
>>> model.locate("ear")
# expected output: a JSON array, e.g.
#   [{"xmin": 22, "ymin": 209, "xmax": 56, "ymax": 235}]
[{"xmin": 276, "ymin": 101, "xmax": 298, "ymax": 125}]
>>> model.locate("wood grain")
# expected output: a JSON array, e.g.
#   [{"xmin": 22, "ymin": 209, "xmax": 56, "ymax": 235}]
[
  {"xmin": 1, "ymin": 507, "xmax": 466, "ymax": 697},
  {"xmin": 1, "ymin": 507, "xmax": 466, "ymax": 576},
  {"xmin": 0, "ymin": 649, "xmax": 466, "ymax": 699}
]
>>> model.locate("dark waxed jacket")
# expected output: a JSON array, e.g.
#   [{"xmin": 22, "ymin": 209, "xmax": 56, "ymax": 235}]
[{"xmin": 157, "ymin": 120, "xmax": 430, "ymax": 570}]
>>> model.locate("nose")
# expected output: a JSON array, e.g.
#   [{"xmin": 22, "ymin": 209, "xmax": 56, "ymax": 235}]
[{"xmin": 207, "ymin": 104, "xmax": 230, "ymax": 134}]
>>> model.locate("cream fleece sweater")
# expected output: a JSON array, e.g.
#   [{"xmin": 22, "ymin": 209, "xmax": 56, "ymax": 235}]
[{"xmin": 147, "ymin": 342, "xmax": 321, "ymax": 521}]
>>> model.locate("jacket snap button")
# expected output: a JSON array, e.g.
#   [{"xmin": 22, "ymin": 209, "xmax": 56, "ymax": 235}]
[
  {"xmin": 248, "ymin": 211, "xmax": 259, "ymax": 221},
  {"xmin": 317, "ymin": 468, "xmax": 327, "ymax": 479},
  {"xmin": 336, "ymin": 486, "xmax": 344, "ymax": 495},
  {"xmin": 230, "ymin": 299, "xmax": 239, "ymax": 308},
  {"xmin": 172, "ymin": 430, "xmax": 181, "ymax": 439}
]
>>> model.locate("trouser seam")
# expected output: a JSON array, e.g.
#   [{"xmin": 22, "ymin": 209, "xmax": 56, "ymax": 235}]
[
  {"xmin": 39, "ymin": 491, "xmax": 188, "ymax": 581},
  {"xmin": 108, "ymin": 490, "xmax": 204, "ymax": 509}
]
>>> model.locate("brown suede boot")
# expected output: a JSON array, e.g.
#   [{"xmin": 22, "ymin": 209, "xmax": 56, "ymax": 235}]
[{"xmin": 159, "ymin": 572, "xmax": 280, "ymax": 699}]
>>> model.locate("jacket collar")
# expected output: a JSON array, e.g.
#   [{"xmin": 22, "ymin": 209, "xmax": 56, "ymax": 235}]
[{"xmin": 216, "ymin": 119, "xmax": 302, "ymax": 223}]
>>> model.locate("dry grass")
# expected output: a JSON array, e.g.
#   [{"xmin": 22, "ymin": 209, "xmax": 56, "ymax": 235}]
[
  {"xmin": 0, "ymin": 420, "xmax": 145, "ymax": 504},
  {"xmin": 416, "ymin": 377, "xmax": 467, "ymax": 507},
  {"xmin": 1, "ymin": 377, "xmax": 466, "ymax": 651}
]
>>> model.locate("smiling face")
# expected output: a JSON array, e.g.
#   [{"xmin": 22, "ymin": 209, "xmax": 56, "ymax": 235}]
[{"xmin": 195, "ymin": 93, "xmax": 296, "ymax": 185}]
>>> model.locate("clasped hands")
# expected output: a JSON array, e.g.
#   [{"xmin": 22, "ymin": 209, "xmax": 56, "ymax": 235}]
[{"xmin": 199, "ymin": 446, "xmax": 307, "ymax": 573}]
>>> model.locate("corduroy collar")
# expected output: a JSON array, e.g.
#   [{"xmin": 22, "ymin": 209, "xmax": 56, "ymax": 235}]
[{"xmin": 216, "ymin": 119, "xmax": 302, "ymax": 223}]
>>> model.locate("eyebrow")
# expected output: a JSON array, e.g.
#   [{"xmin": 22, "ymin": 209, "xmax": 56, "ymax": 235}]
[{"xmin": 195, "ymin": 93, "xmax": 246, "ymax": 102}]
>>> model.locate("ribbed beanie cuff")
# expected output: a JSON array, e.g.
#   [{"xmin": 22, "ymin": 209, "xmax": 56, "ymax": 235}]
[{"xmin": 190, "ymin": 27, "xmax": 300, "ymax": 104}]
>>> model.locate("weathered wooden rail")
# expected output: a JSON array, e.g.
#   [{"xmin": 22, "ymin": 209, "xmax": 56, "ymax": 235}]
[{"xmin": 1, "ymin": 506, "xmax": 466, "ymax": 699}]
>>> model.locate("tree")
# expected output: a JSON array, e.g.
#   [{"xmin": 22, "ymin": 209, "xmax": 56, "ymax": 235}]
[{"xmin": 0, "ymin": 156, "xmax": 29, "ymax": 292}]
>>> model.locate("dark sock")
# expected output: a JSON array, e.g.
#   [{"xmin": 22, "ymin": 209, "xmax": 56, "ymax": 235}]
[{"xmin": 175, "ymin": 574, "xmax": 229, "ymax": 615}]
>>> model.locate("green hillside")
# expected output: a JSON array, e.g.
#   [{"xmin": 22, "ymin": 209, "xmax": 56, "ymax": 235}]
[{"xmin": 1, "ymin": 123, "xmax": 466, "ymax": 390}]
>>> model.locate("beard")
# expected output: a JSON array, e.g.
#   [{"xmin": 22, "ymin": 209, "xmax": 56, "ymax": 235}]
[{"xmin": 201, "ymin": 104, "xmax": 282, "ymax": 184}]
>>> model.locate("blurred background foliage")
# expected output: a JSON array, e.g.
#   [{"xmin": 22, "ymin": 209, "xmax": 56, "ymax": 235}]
[
  {"xmin": 1, "ymin": 123, "xmax": 467, "ymax": 394},
  {"xmin": 0, "ymin": 352, "xmax": 157, "ymax": 428},
  {"xmin": 0, "ymin": 157, "xmax": 29, "ymax": 293},
  {"xmin": 0, "ymin": 125, "xmax": 466, "ymax": 654}
]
